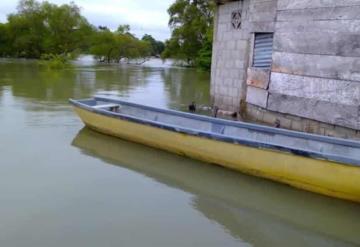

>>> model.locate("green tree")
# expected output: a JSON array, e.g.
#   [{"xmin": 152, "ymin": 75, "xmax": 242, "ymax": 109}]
[
  {"xmin": 162, "ymin": 0, "xmax": 214, "ymax": 69},
  {"xmin": 0, "ymin": 0, "xmax": 151, "ymax": 65},
  {"xmin": 116, "ymin": 24, "xmax": 130, "ymax": 34},
  {"xmin": 196, "ymin": 27, "xmax": 213, "ymax": 70},
  {"xmin": 3, "ymin": 0, "xmax": 94, "ymax": 59},
  {"xmin": 0, "ymin": 23, "xmax": 10, "ymax": 56},
  {"xmin": 7, "ymin": 0, "xmax": 47, "ymax": 57},
  {"xmin": 90, "ymin": 25, "xmax": 151, "ymax": 63},
  {"xmin": 90, "ymin": 28, "xmax": 117, "ymax": 63},
  {"xmin": 41, "ymin": 1, "xmax": 94, "ymax": 55},
  {"xmin": 142, "ymin": 34, "xmax": 165, "ymax": 56}
]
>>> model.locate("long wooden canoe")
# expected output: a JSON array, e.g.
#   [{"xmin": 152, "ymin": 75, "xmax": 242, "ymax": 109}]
[{"xmin": 70, "ymin": 96, "xmax": 360, "ymax": 203}]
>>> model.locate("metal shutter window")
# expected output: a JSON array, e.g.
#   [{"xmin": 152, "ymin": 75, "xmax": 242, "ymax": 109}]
[{"xmin": 253, "ymin": 33, "xmax": 274, "ymax": 68}]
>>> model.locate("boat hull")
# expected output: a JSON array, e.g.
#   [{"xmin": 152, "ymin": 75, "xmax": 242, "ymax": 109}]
[{"xmin": 73, "ymin": 106, "xmax": 360, "ymax": 203}]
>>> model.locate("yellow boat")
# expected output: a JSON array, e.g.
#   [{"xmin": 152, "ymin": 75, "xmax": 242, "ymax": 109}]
[{"xmin": 69, "ymin": 96, "xmax": 360, "ymax": 203}]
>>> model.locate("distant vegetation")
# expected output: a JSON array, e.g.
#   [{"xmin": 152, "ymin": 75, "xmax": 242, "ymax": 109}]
[
  {"xmin": 162, "ymin": 0, "xmax": 215, "ymax": 70},
  {"xmin": 0, "ymin": 0, "xmax": 164, "ymax": 67},
  {"xmin": 0, "ymin": 0, "xmax": 214, "ymax": 70},
  {"xmin": 90, "ymin": 25, "xmax": 154, "ymax": 64}
]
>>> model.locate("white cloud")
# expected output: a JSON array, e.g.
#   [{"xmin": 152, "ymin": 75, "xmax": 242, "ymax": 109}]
[{"xmin": 0, "ymin": 0, "xmax": 173, "ymax": 40}]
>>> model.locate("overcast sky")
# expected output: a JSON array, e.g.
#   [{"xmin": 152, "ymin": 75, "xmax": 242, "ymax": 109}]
[{"xmin": 0, "ymin": 0, "xmax": 173, "ymax": 41}]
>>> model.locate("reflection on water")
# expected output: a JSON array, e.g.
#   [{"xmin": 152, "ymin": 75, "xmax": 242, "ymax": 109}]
[
  {"xmin": 72, "ymin": 128, "xmax": 360, "ymax": 247},
  {"xmin": 0, "ymin": 58, "xmax": 360, "ymax": 247},
  {"xmin": 0, "ymin": 58, "xmax": 210, "ymax": 112}
]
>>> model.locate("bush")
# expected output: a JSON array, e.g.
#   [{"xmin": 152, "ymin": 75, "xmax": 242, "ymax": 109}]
[{"xmin": 38, "ymin": 54, "xmax": 72, "ymax": 69}]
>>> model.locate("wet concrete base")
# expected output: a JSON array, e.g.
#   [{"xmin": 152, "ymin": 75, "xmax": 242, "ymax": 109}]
[{"xmin": 244, "ymin": 103, "xmax": 360, "ymax": 140}]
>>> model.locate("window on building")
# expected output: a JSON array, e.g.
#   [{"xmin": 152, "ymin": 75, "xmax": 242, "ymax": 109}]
[{"xmin": 253, "ymin": 33, "xmax": 274, "ymax": 68}]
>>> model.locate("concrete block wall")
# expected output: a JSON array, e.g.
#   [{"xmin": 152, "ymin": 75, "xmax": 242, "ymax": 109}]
[
  {"xmin": 211, "ymin": 0, "xmax": 360, "ymax": 137},
  {"xmin": 211, "ymin": 0, "xmax": 278, "ymax": 112},
  {"xmin": 211, "ymin": 1, "xmax": 248, "ymax": 112}
]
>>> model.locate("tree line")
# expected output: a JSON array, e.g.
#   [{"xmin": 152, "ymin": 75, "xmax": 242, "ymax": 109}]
[
  {"xmin": 0, "ymin": 0, "xmax": 164, "ymax": 64},
  {"xmin": 0, "ymin": 0, "xmax": 213, "ymax": 69}
]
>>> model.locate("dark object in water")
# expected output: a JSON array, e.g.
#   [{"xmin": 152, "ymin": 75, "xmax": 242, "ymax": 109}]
[
  {"xmin": 188, "ymin": 102, "xmax": 196, "ymax": 112},
  {"xmin": 213, "ymin": 106, "xmax": 219, "ymax": 118},
  {"xmin": 275, "ymin": 119, "xmax": 281, "ymax": 128}
]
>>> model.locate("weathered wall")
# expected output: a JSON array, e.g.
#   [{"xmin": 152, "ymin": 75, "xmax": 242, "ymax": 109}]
[
  {"xmin": 244, "ymin": 0, "xmax": 278, "ymax": 113},
  {"xmin": 269, "ymin": 0, "xmax": 360, "ymax": 130},
  {"xmin": 211, "ymin": 0, "xmax": 360, "ymax": 135}
]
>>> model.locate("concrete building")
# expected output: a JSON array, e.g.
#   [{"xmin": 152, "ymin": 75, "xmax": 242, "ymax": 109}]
[{"xmin": 211, "ymin": 0, "xmax": 360, "ymax": 139}]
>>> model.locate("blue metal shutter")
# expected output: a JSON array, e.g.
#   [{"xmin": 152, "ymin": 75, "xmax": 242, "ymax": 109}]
[{"xmin": 253, "ymin": 33, "xmax": 274, "ymax": 68}]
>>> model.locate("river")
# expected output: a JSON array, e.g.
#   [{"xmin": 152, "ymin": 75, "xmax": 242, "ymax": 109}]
[{"xmin": 0, "ymin": 57, "xmax": 359, "ymax": 247}]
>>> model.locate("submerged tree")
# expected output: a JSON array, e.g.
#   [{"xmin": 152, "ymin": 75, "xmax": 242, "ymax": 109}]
[
  {"xmin": 162, "ymin": 0, "xmax": 214, "ymax": 69},
  {"xmin": 3, "ymin": 0, "xmax": 94, "ymax": 58},
  {"xmin": 90, "ymin": 25, "xmax": 151, "ymax": 64},
  {"xmin": 40, "ymin": 1, "xmax": 94, "ymax": 55},
  {"xmin": 0, "ymin": 0, "xmax": 168, "ymax": 65},
  {"xmin": 142, "ymin": 34, "xmax": 165, "ymax": 56},
  {"xmin": 0, "ymin": 23, "xmax": 10, "ymax": 56}
]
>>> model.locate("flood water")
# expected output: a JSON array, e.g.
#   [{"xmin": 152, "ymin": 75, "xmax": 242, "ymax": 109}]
[{"xmin": 0, "ymin": 57, "xmax": 359, "ymax": 247}]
